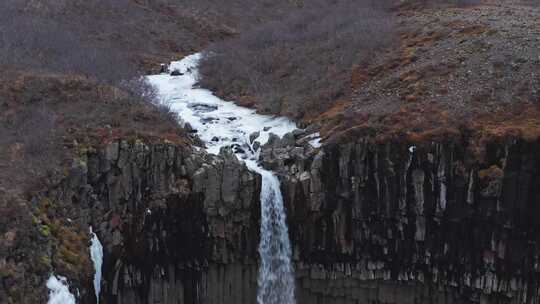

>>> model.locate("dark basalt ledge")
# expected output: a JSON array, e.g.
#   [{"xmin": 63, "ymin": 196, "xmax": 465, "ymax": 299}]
[
  {"xmin": 262, "ymin": 133, "xmax": 540, "ymax": 304},
  {"xmin": 39, "ymin": 134, "xmax": 540, "ymax": 304}
]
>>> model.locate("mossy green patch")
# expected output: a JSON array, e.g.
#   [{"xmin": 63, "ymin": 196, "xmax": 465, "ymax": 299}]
[{"xmin": 39, "ymin": 224, "xmax": 51, "ymax": 237}]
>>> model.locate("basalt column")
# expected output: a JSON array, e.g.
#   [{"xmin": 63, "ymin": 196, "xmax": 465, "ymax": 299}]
[{"xmin": 270, "ymin": 135, "xmax": 540, "ymax": 304}]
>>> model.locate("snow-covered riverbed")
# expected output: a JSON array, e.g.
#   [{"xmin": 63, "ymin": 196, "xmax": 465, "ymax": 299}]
[{"xmin": 147, "ymin": 53, "xmax": 297, "ymax": 156}]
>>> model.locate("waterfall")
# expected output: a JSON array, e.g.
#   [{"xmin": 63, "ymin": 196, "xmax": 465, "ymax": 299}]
[
  {"xmin": 248, "ymin": 164, "xmax": 296, "ymax": 304},
  {"xmin": 148, "ymin": 53, "xmax": 297, "ymax": 304},
  {"xmin": 89, "ymin": 228, "xmax": 103, "ymax": 303}
]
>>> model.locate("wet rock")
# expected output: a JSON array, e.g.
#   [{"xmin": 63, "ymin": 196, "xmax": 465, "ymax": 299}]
[
  {"xmin": 188, "ymin": 103, "xmax": 218, "ymax": 113},
  {"xmin": 233, "ymin": 146, "xmax": 245, "ymax": 154},
  {"xmin": 159, "ymin": 63, "xmax": 168, "ymax": 74},
  {"xmin": 170, "ymin": 69, "xmax": 183, "ymax": 76},
  {"xmin": 265, "ymin": 133, "xmax": 280, "ymax": 149},
  {"xmin": 249, "ymin": 131, "xmax": 260, "ymax": 144},
  {"xmin": 304, "ymin": 123, "xmax": 321, "ymax": 134},
  {"xmin": 202, "ymin": 117, "xmax": 217, "ymax": 123},
  {"xmin": 185, "ymin": 123, "xmax": 198, "ymax": 134},
  {"xmin": 292, "ymin": 129, "xmax": 306, "ymax": 138},
  {"xmin": 221, "ymin": 148, "xmax": 241, "ymax": 206},
  {"xmin": 281, "ymin": 132, "xmax": 296, "ymax": 147},
  {"xmin": 252, "ymin": 141, "xmax": 261, "ymax": 152}
]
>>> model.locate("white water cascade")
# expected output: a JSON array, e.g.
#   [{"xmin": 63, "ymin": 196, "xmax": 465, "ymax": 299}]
[
  {"xmin": 148, "ymin": 53, "xmax": 297, "ymax": 304},
  {"xmin": 89, "ymin": 227, "xmax": 103, "ymax": 303},
  {"xmin": 248, "ymin": 164, "xmax": 296, "ymax": 304},
  {"xmin": 47, "ymin": 275, "xmax": 76, "ymax": 304}
]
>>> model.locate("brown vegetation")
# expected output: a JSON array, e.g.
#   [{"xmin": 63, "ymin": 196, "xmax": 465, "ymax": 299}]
[
  {"xmin": 0, "ymin": 71, "xmax": 188, "ymax": 304},
  {"xmin": 0, "ymin": 71, "xmax": 188, "ymax": 196},
  {"xmin": 315, "ymin": 0, "xmax": 540, "ymax": 148},
  {"xmin": 199, "ymin": 0, "xmax": 396, "ymax": 120},
  {"xmin": 0, "ymin": 0, "xmax": 304, "ymax": 75}
]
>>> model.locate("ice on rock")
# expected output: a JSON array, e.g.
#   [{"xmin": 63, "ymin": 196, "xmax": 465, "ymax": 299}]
[
  {"xmin": 47, "ymin": 275, "xmax": 76, "ymax": 304},
  {"xmin": 90, "ymin": 228, "xmax": 103, "ymax": 303}
]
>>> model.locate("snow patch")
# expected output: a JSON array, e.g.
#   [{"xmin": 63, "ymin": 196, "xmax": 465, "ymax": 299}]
[
  {"xmin": 299, "ymin": 132, "xmax": 322, "ymax": 148},
  {"xmin": 307, "ymin": 132, "xmax": 322, "ymax": 148},
  {"xmin": 47, "ymin": 275, "xmax": 76, "ymax": 304},
  {"xmin": 309, "ymin": 138, "xmax": 322, "ymax": 148}
]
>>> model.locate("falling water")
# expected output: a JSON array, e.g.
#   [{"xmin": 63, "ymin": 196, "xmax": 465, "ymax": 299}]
[
  {"xmin": 148, "ymin": 53, "xmax": 299, "ymax": 304},
  {"xmin": 247, "ymin": 164, "xmax": 296, "ymax": 304},
  {"xmin": 89, "ymin": 228, "xmax": 103, "ymax": 303}
]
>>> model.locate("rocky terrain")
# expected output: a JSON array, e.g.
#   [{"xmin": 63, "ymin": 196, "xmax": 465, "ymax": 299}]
[{"xmin": 319, "ymin": 0, "xmax": 540, "ymax": 142}]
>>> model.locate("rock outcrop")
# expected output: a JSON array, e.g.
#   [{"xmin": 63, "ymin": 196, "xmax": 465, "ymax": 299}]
[
  {"xmin": 32, "ymin": 132, "xmax": 540, "ymax": 304},
  {"xmin": 263, "ymin": 133, "xmax": 540, "ymax": 304},
  {"xmin": 38, "ymin": 140, "xmax": 262, "ymax": 304}
]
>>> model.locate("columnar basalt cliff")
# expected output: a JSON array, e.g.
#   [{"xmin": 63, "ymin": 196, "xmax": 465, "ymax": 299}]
[
  {"xmin": 30, "ymin": 130, "xmax": 540, "ymax": 304},
  {"xmin": 262, "ymin": 132, "xmax": 540, "ymax": 304},
  {"xmin": 38, "ymin": 140, "xmax": 263, "ymax": 304}
]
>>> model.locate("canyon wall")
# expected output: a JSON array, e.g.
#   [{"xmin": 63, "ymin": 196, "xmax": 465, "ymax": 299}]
[
  {"xmin": 40, "ymin": 133, "xmax": 540, "ymax": 304},
  {"xmin": 41, "ymin": 140, "xmax": 261, "ymax": 304},
  {"xmin": 263, "ymin": 133, "xmax": 540, "ymax": 304}
]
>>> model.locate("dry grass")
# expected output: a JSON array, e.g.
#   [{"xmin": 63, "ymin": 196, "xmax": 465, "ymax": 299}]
[
  {"xmin": 472, "ymin": 103, "xmax": 540, "ymax": 141},
  {"xmin": 316, "ymin": 0, "xmax": 540, "ymax": 153},
  {"xmin": 400, "ymin": 0, "xmax": 483, "ymax": 9},
  {"xmin": 199, "ymin": 0, "xmax": 396, "ymax": 120},
  {"xmin": 0, "ymin": 71, "xmax": 189, "ymax": 195},
  {"xmin": 478, "ymin": 165, "xmax": 503, "ymax": 180}
]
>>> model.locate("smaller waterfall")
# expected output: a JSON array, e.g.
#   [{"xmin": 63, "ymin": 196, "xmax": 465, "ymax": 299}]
[
  {"xmin": 89, "ymin": 228, "xmax": 103, "ymax": 303},
  {"xmin": 47, "ymin": 275, "xmax": 76, "ymax": 304}
]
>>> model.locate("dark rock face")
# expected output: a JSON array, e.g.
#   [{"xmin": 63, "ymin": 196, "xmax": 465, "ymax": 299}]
[
  {"xmin": 38, "ymin": 135, "xmax": 540, "ymax": 304},
  {"xmin": 43, "ymin": 140, "xmax": 261, "ymax": 304},
  {"xmin": 268, "ymin": 136, "xmax": 540, "ymax": 304}
]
